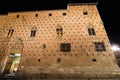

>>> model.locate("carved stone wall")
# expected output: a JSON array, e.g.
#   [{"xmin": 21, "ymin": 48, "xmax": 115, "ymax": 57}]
[{"xmin": 0, "ymin": 3, "xmax": 120, "ymax": 79}]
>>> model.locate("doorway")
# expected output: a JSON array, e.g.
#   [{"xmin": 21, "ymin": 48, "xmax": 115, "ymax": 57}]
[{"xmin": 3, "ymin": 53, "xmax": 21, "ymax": 75}]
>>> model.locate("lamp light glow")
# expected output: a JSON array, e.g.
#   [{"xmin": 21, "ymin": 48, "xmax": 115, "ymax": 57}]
[{"xmin": 111, "ymin": 45, "xmax": 120, "ymax": 51}]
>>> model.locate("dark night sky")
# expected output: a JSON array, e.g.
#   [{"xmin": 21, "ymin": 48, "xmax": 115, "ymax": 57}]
[{"xmin": 0, "ymin": 0, "xmax": 120, "ymax": 44}]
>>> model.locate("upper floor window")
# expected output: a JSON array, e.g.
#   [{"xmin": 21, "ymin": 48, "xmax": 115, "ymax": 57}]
[
  {"xmin": 56, "ymin": 25, "xmax": 63, "ymax": 37},
  {"xmin": 49, "ymin": 13, "xmax": 52, "ymax": 16},
  {"xmin": 35, "ymin": 14, "xmax": 38, "ymax": 17},
  {"xmin": 88, "ymin": 28, "xmax": 96, "ymax": 35},
  {"xmin": 16, "ymin": 15, "xmax": 19, "ymax": 18},
  {"xmin": 83, "ymin": 9, "xmax": 88, "ymax": 15},
  {"xmin": 63, "ymin": 13, "xmax": 66, "ymax": 16},
  {"xmin": 7, "ymin": 28, "xmax": 14, "ymax": 38},
  {"xmin": 30, "ymin": 26, "xmax": 37, "ymax": 37}
]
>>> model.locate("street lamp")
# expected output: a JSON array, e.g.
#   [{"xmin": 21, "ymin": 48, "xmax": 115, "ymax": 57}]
[{"xmin": 111, "ymin": 44, "xmax": 120, "ymax": 51}]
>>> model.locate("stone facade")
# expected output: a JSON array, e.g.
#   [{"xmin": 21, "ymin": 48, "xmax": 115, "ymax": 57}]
[{"xmin": 0, "ymin": 3, "xmax": 120, "ymax": 80}]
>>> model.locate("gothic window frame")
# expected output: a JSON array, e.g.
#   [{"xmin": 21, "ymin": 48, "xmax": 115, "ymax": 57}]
[
  {"xmin": 30, "ymin": 26, "xmax": 37, "ymax": 37},
  {"xmin": 7, "ymin": 27, "xmax": 14, "ymax": 38},
  {"xmin": 56, "ymin": 24, "xmax": 63, "ymax": 37},
  {"xmin": 88, "ymin": 28, "xmax": 96, "ymax": 36}
]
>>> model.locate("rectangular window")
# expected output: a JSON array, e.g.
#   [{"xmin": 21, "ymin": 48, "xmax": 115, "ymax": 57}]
[
  {"xmin": 63, "ymin": 13, "xmax": 66, "ymax": 16},
  {"xmin": 35, "ymin": 14, "xmax": 38, "ymax": 17},
  {"xmin": 60, "ymin": 43, "xmax": 71, "ymax": 52},
  {"xmin": 94, "ymin": 42, "xmax": 106, "ymax": 52},
  {"xmin": 16, "ymin": 15, "xmax": 19, "ymax": 18},
  {"xmin": 7, "ymin": 29, "xmax": 14, "ymax": 38},
  {"xmin": 88, "ymin": 28, "xmax": 96, "ymax": 35},
  {"xmin": 49, "ymin": 13, "xmax": 52, "ymax": 16},
  {"xmin": 38, "ymin": 59, "xmax": 40, "ymax": 62},
  {"xmin": 83, "ymin": 11, "xmax": 88, "ymax": 15},
  {"xmin": 30, "ymin": 30, "xmax": 36, "ymax": 37},
  {"xmin": 92, "ymin": 59, "xmax": 97, "ymax": 62}
]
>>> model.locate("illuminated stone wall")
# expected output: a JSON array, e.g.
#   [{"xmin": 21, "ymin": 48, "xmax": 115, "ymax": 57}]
[{"xmin": 0, "ymin": 3, "xmax": 120, "ymax": 79}]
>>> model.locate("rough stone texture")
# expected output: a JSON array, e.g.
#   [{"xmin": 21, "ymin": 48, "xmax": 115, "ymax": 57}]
[{"xmin": 0, "ymin": 3, "xmax": 120, "ymax": 80}]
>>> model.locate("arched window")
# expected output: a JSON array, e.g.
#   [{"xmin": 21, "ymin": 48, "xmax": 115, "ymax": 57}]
[
  {"xmin": 7, "ymin": 27, "xmax": 14, "ymax": 38},
  {"xmin": 30, "ymin": 26, "xmax": 37, "ymax": 37},
  {"xmin": 56, "ymin": 24, "xmax": 63, "ymax": 37},
  {"xmin": 88, "ymin": 24, "xmax": 96, "ymax": 36}
]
